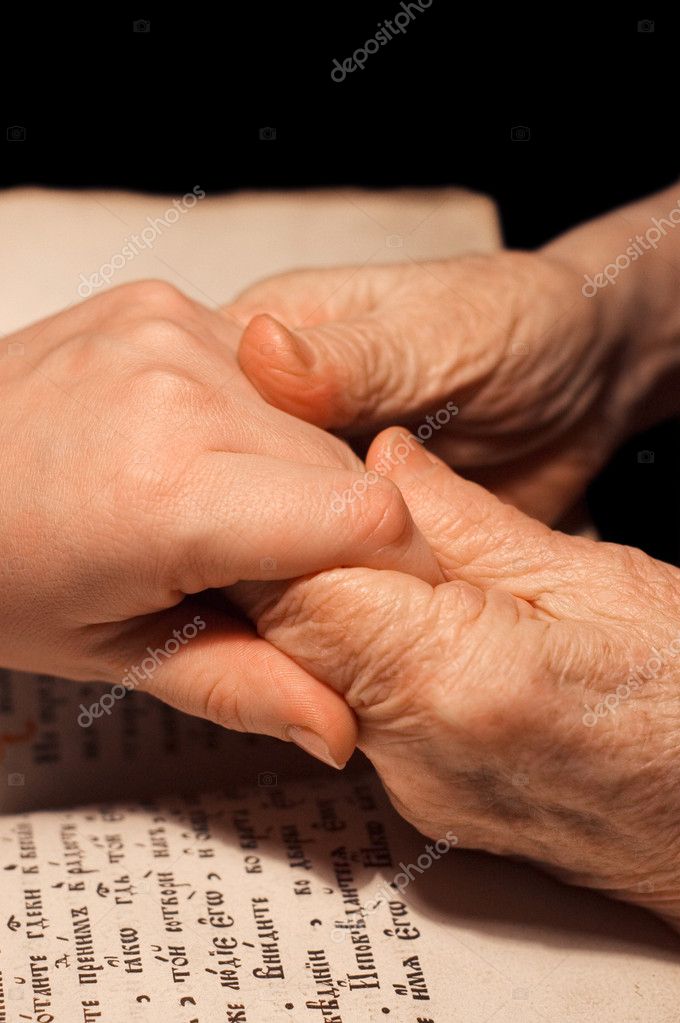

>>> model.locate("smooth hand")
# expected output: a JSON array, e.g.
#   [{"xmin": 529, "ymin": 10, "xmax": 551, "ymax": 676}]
[{"xmin": 0, "ymin": 282, "xmax": 440, "ymax": 766}]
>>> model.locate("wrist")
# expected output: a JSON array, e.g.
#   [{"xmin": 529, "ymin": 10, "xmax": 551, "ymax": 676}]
[{"xmin": 542, "ymin": 186, "xmax": 680, "ymax": 430}]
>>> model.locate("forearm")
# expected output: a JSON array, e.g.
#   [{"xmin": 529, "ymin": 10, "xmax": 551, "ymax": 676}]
[{"xmin": 543, "ymin": 184, "xmax": 680, "ymax": 427}]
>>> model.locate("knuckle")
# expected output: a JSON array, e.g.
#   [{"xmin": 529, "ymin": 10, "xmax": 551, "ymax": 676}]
[
  {"xmin": 260, "ymin": 573, "xmax": 352, "ymax": 647},
  {"xmin": 435, "ymin": 579, "xmax": 486, "ymax": 623},
  {"xmin": 354, "ymin": 478, "xmax": 413, "ymax": 554},
  {"xmin": 202, "ymin": 674, "xmax": 249, "ymax": 732},
  {"xmin": 256, "ymin": 571, "xmax": 380, "ymax": 689},
  {"xmin": 113, "ymin": 279, "xmax": 191, "ymax": 316},
  {"xmin": 125, "ymin": 366, "xmax": 200, "ymax": 420},
  {"xmin": 54, "ymin": 333, "xmax": 108, "ymax": 375},
  {"xmin": 128, "ymin": 316, "xmax": 197, "ymax": 355}
]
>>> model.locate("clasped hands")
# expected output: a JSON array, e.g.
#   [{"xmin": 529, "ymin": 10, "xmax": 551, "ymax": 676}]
[{"xmin": 3, "ymin": 187, "xmax": 680, "ymax": 927}]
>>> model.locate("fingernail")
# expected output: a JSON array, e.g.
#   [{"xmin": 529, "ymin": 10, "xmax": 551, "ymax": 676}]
[
  {"xmin": 405, "ymin": 438, "xmax": 437, "ymax": 470},
  {"xmin": 270, "ymin": 321, "xmax": 315, "ymax": 372},
  {"xmin": 287, "ymin": 328, "xmax": 316, "ymax": 369},
  {"xmin": 384, "ymin": 431, "xmax": 435, "ymax": 471},
  {"xmin": 286, "ymin": 725, "xmax": 345, "ymax": 769}
]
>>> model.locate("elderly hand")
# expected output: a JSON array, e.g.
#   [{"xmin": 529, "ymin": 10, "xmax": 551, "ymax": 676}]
[
  {"xmin": 233, "ymin": 427, "xmax": 680, "ymax": 928},
  {"xmin": 227, "ymin": 188, "xmax": 680, "ymax": 524},
  {"xmin": 0, "ymin": 281, "xmax": 440, "ymax": 767}
]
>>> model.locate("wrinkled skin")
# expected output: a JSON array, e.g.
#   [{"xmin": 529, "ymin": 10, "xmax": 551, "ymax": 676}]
[
  {"xmin": 228, "ymin": 251, "xmax": 643, "ymax": 524},
  {"xmin": 0, "ymin": 280, "xmax": 441, "ymax": 765},
  {"xmin": 6, "ymin": 185, "xmax": 680, "ymax": 930},
  {"xmin": 232, "ymin": 428, "xmax": 680, "ymax": 929}
]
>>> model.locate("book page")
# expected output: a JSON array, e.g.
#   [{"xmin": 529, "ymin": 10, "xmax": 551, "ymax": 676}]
[
  {"xmin": 0, "ymin": 187, "xmax": 501, "ymax": 335},
  {"xmin": 1, "ymin": 673, "xmax": 679, "ymax": 1022},
  {"xmin": 0, "ymin": 773, "xmax": 460, "ymax": 1022},
  {"xmin": 2, "ymin": 771, "xmax": 678, "ymax": 1023},
  {"xmin": 0, "ymin": 670, "xmax": 346, "ymax": 815}
]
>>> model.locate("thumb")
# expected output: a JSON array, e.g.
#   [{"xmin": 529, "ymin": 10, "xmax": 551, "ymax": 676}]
[
  {"xmin": 99, "ymin": 600, "xmax": 357, "ymax": 770},
  {"xmin": 227, "ymin": 264, "xmax": 398, "ymax": 430},
  {"xmin": 238, "ymin": 306, "xmax": 461, "ymax": 433},
  {"xmin": 231, "ymin": 262, "xmax": 478, "ymax": 433},
  {"xmin": 237, "ymin": 312, "xmax": 392, "ymax": 431},
  {"xmin": 367, "ymin": 428, "xmax": 592, "ymax": 608}
]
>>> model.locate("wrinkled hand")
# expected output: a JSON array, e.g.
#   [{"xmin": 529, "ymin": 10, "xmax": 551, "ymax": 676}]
[
  {"xmin": 227, "ymin": 252, "xmax": 640, "ymax": 523},
  {"xmin": 0, "ymin": 282, "xmax": 440, "ymax": 765},
  {"xmin": 233, "ymin": 427, "xmax": 680, "ymax": 927}
]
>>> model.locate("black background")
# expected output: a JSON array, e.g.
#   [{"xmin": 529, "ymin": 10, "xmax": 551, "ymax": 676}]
[{"xmin": 2, "ymin": 3, "xmax": 679, "ymax": 561}]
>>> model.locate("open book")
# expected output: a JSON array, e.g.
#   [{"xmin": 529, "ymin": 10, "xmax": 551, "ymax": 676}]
[
  {"xmin": 0, "ymin": 189, "xmax": 677, "ymax": 1020},
  {"xmin": 0, "ymin": 671, "xmax": 678, "ymax": 1022}
]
